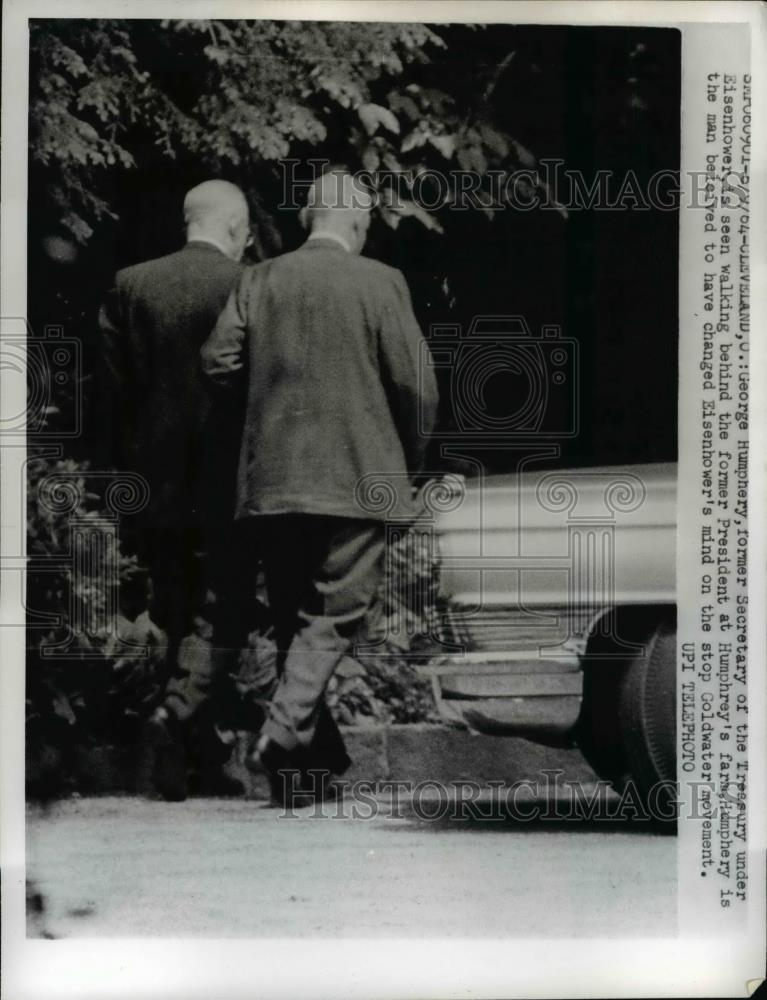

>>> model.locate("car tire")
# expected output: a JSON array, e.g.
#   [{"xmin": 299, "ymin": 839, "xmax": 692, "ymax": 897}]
[
  {"xmin": 576, "ymin": 657, "xmax": 631, "ymax": 787},
  {"xmin": 617, "ymin": 620, "xmax": 677, "ymax": 819}
]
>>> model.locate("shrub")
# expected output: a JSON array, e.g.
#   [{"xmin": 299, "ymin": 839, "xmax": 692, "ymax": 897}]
[
  {"xmin": 26, "ymin": 455, "xmax": 445, "ymax": 793},
  {"xmin": 26, "ymin": 455, "xmax": 165, "ymax": 794},
  {"xmin": 327, "ymin": 520, "xmax": 443, "ymax": 725},
  {"xmin": 233, "ymin": 520, "xmax": 444, "ymax": 726}
]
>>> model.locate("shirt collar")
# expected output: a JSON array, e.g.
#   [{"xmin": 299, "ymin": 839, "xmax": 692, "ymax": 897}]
[
  {"xmin": 186, "ymin": 236, "xmax": 231, "ymax": 258},
  {"xmin": 306, "ymin": 231, "xmax": 352, "ymax": 253}
]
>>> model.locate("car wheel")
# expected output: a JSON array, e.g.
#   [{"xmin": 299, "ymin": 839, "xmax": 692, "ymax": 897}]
[
  {"xmin": 576, "ymin": 657, "xmax": 631, "ymax": 787},
  {"xmin": 617, "ymin": 620, "xmax": 677, "ymax": 818}
]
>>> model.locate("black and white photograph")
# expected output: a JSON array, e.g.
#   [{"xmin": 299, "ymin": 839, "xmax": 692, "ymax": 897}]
[{"xmin": 1, "ymin": 1, "xmax": 764, "ymax": 997}]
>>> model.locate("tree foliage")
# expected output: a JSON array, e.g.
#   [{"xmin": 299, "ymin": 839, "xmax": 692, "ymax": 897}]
[{"xmin": 29, "ymin": 19, "xmax": 556, "ymax": 246}]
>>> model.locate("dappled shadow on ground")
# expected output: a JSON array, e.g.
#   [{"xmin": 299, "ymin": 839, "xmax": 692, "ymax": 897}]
[{"xmin": 288, "ymin": 788, "xmax": 678, "ymax": 835}]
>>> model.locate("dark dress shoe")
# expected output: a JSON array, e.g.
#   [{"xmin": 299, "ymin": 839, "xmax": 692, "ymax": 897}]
[
  {"xmin": 309, "ymin": 703, "xmax": 351, "ymax": 776},
  {"xmin": 298, "ymin": 767, "xmax": 345, "ymax": 805},
  {"xmin": 142, "ymin": 709, "xmax": 188, "ymax": 802},
  {"xmin": 195, "ymin": 767, "xmax": 246, "ymax": 797},
  {"xmin": 247, "ymin": 738, "xmax": 305, "ymax": 808}
]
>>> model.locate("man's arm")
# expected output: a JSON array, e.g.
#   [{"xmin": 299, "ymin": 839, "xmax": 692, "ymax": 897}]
[
  {"xmin": 378, "ymin": 270, "xmax": 439, "ymax": 474},
  {"xmin": 200, "ymin": 272, "xmax": 250, "ymax": 385}
]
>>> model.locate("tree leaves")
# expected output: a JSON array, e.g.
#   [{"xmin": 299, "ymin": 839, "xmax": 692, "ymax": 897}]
[
  {"xmin": 478, "ymin": 122, "xmax": 510, "ymax": 159},
  {"xmin": 511, "ymin": 138, "xmax": 536, "ymax": 168},
  {"xmin": 388, "ymin": 91, "xmax": 420, "ymax": 120},
  {"xmin": 401, "ymin": 127, "xmax": 429, "ymax": 153},
  {"xmin": 358, "ymin": 102, "xmax": 400, "ymax": 136},
  {"xmin": 456, "ymin": 141, "xmax": 488, "ymax": 175},
  {"xmin": 31, "ymin": 20, "xmax": 456, "ymax": 240},
  {"xmin": 380, "ymin": 193, "xmax": 445, "ymax": 234},
  {"xmin": 29, "ymin": 20, "xmax": 567, "ymax": 244},
  {"xmin": 427, "ymin": 133, "xmax": 456, "ymax": 159}
]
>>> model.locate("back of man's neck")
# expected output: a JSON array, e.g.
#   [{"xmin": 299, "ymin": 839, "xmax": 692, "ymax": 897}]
[
  {"xmin": 186, "ymin": 233, "xmax": 231, "ymax": 258},
  {"xmin": 307, "ymin": 231, "xmax": 351, "ymax": 253}
]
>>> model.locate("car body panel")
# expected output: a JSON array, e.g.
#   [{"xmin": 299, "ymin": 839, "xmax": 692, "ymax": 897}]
[
  {"xmin": 437, "ymin": 461, "xmax": 677, "ymax": 610},
  {"xmin": 423, "ymin": 462, "xmax": 677, "ymax": 741}
]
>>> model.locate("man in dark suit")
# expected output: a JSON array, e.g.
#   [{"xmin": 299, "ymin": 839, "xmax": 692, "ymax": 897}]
[
  {"xmin": 99, "ymin": 180, "xmax": 253, "ymax": 799},
  {"xmin": 201, "ymin": 171, "xmax": 439, "ymax": 803}
]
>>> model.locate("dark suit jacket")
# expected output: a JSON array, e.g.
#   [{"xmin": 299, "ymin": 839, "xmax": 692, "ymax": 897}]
[
  {"xmin": 201, "ymin": 237, "xmax": 439, "ymax": 522},
  {"xmin": 99, "ymin": 241, "xmax": 244, "ymax": 528}
]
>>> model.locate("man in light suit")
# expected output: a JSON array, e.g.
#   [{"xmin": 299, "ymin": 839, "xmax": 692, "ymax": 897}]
[
  {"xmin": 201, "ymin": 171, "xmax": 439, "ymax": 803},
  {"xmin": 100, "ymin": 180, "xmax": 254, "ymax": 799}
]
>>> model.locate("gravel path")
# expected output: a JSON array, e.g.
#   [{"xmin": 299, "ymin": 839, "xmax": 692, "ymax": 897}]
[{"xmin": 27, "ymin": 794, "xmax": 676, "ymax": 939}]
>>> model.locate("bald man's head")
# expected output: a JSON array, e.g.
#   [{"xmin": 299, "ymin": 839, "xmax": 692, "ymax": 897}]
[
  {"xmin": 301, "ymin": 171, "xmax": 374, "ymax": 255},
  {"xmin": 183, "ymin": 180, "xmax": 250, "ymax": 261}
]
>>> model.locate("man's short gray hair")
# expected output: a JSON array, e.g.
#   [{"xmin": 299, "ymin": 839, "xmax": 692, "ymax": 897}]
[
  {"xmin": 184, "ymin": 180, "xmax": 248, "ymax": 227},
  {"xmin": 302, "ymin": 170, "xmax": 374, "ymax": 229}
]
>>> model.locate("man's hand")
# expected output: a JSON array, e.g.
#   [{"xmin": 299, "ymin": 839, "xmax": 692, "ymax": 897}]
[
  {"xmin": 201, "ymin": 340, "xmax": 243, "ymax": 377},
  {"xmin": 201, "ymin": 283, "xmax": 247, "ymax": 384}
]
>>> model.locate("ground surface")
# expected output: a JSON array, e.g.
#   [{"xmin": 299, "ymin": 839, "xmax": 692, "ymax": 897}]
[{"xmin": 27, "ymin": 789, "xmax": 676, "ymax": 939}]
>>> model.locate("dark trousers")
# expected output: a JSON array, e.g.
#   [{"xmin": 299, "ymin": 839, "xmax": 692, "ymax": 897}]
[
  {"xmin": 261, "ymin": 515, "xmax": 385, "ymax": 751},
  {"xmin": 137, "ymin": 521, "xmax": 204, "ymax": 677},
  {"xmin": 218, "ymin": 515, "xmax": 385, "ymax": 761},
  {"xmin": 135, "ymin": 516, "xmax": 249, "ymax": 729},
  {"xmin": 160, "ymin": 518, "xmax": 266, "ymax": 727}
]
